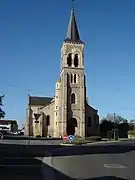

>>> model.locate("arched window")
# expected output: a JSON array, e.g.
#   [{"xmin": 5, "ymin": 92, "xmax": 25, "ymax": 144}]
[
  {"xmin": 46, "ymin": 115, "xmax": 50, "ymax": 126},
  {"xmin": 67, "ymin": 53, "xmax": 72, "ymax": 67},
  {"xmin": 87, "ymin": 117, "xmax": 92, "ymax": 127},
  {"xmin": 71, "ymin": 74, "xmax": 73, "ymax": 83},
  {"xmin": 71, "ymin": 93, "xmax": 76, "ymax": 104},
  {"xmin": 74, "ymin": 74, "xmax": 77, "ymax": 83},
  {"xmin": 74, "ymin": 54, "xmax": 79, "ymax": 67}
]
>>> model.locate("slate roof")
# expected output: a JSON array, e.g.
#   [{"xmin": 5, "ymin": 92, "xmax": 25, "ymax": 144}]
[
  {"xmin": 87, "ymin": 104, "xmax": 98, "ymax": 113},
  {"xmin": 65, "ymin": 8, "xmax": 83, "ymax": 44},
  {"xmin": 29, "ymin": 96, "xmax": 53, "ymax": 106}
]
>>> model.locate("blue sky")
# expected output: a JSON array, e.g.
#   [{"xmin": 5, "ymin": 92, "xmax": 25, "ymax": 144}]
[{"xmin": 0, "ymin": 0, "xmax": 135, "ymax": 127}]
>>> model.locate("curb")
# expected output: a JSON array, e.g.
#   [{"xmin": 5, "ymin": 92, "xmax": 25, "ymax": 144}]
[
  {"xmin": 85, "ymin": 140, "xmax": 121, "ymax": 145},
  {"xmin": 60, "ymin": 140, "xmax": 121, "ymax": 146},
  {"xmin": 41, "ymin": 153, "xmax": 56, "ymax": 180},
  {"xmin": 41, "ymin": 146, "xmax": 76, "ymax": 180},
  {"xmin": 60, "ymin": 143, "xmax": 75, "ymax": 146}
]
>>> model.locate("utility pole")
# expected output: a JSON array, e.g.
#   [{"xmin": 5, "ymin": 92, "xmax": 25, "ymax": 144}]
[
  {"xmin": 113, "ymin": 112, "xmax": 119, "ymax": 140},
  {"xmin": 113, "ymin": 113, "xmax": 116, "ymax": 140},
  {"xmin": 28, "ymin": 94, "xmax": 31, "ymax": 145}
]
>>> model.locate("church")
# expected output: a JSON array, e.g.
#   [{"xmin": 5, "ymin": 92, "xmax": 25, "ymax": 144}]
[{"xmin": 24, "ymin": 6, "xmax": 100, "ymax": 138}]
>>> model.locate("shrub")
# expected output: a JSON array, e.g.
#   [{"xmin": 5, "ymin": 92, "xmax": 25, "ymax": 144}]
[
  {"xmin": 85, "ymin": 136, "xmax": 102, "ymax": 141},
  {"xmin": 36, "ymin": 135, "xmax": 41, "ymax": 138},
  {"xmin": 128, "ymin": 130, "xmax": 135, "ymax": 136},
  {"xmin": 73, "ymin": 139, "xmax": 85, "ymax": 145}
]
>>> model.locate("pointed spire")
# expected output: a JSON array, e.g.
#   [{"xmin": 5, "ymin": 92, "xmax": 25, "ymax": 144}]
[{"xmin": 65, "ymin": 3, "xmax": 83, "ymax": 43}]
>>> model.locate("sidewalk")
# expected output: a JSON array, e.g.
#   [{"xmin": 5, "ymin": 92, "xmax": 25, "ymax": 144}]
[{"xmin": 60, "ymin": 138, "xmax": 131, "ymax": 146}]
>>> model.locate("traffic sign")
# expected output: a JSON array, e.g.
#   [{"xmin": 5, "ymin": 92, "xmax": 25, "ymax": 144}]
[
  {"xmin": 68, "ymin": 135, "xmax": 74, "ymax": 142},
  {"xmin": 63, "ymin": 134, "xmax": 68, "ymax": 141},
  {"xmin": 34, "ymin": 113, "xmax": 41, "ymax": 120}
]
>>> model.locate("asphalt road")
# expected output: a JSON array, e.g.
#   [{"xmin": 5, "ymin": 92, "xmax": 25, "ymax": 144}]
[
  {"xmin": 0, "ymin": 140, "xmax": 135, "ymax": 180},
  {"xmin": 0, "ymin": 139, "xmax": 63, "ymax": 145},
  {"xmin": 0, "ymin": 157, "xmax": 43, "ymax": 180},
  {"xmin": 43, "ymin": 140, "xmax": 135, "ymax": 180},
  {"xmin": 0, "ymin": 140, "xmax": 63, "ymax": 180}
]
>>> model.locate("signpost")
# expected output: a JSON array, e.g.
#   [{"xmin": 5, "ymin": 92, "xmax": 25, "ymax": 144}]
[
  {"xmin": 63, "ymin": 134, "xmax": 68, "ymax": 141},
  {"xmin": 63, "ymin": 134, "xmax": 74, "ymax": 143},
  {"xmin": 68, "ymin": 135, "xmax": 74, "ymax": 143}
]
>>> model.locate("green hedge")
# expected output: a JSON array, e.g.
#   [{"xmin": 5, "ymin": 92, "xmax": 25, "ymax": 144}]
[
  {"xmin": 63, "ymin": 138, "xmax": 95, "ymax": 145},
  {"xmin": 85, "ymin": 136, "xmax": 102, "ymax": 141},
  {"xmin": 128, "ymin": 130, "xmax": 135, "ymax": 136}
]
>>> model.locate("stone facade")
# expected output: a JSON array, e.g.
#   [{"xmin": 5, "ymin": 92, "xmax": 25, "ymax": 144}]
[{"xmin": 24, "ymin": 7, "xmax": 100, "ymax": 138}]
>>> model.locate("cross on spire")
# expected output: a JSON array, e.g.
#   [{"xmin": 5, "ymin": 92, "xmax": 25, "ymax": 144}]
[
  {"xmin": 64, "ymin": 0, "xmax": 83, "ymax": 43},
  {"xmin": 72, "ymin": 0, "xmax": 75, "ymax": 10}
]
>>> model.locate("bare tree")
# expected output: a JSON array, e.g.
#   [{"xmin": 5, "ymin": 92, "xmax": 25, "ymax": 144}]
[
  {"xmin": 105, "ymin": 113, "xmax": 114, "ymax": 121},
  {"xmin": 0, "ymin": 95, "xmax": 5, "ymax": 119},
  {"xmin": 105, "ymin": 113, "xmax": 127, "ymax": 124}
]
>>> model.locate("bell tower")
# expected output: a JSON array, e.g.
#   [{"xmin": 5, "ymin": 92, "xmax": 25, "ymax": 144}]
[{"xmin": 59, "ymin": 6, "xmax": 86, "ymax": 137}]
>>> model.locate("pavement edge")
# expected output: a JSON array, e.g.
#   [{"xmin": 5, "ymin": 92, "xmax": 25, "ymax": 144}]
[
  {"xmin": 42, "ymin": 155, "xmax": 56, "ymax": 180},
  {"xmin": 41, "ymin": 147, "xmax": 73, "ymax": 180}
]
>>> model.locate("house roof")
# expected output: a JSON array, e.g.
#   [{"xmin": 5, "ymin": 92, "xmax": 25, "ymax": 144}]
[
  {"xmin": 0, "ymin": 120, "xmax": 17, "ymax": 125},
  {"xmin": 29, "ymin": 96, "xmax": 53, "ymax": 106},
  {"xmin": 64, "ymin": 8, "xmax": 83, "ymax": 44},
  {"xmin": 87, "ymin": 104, "xmax": 98, "ymax": 113}
]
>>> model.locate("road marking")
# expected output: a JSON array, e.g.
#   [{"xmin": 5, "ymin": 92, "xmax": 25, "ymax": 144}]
[{"xmin": 104, "ymin": 164, "xmax": 127, "ymax": 169}]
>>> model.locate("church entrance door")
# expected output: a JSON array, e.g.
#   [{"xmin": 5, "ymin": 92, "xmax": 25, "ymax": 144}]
[{"xmin": 67, "ymin": 118, "xmax": 77, "ymax": 135}]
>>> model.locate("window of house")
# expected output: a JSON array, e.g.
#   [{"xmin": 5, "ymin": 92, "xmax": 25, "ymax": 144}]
[
  {"xmin": 67, "ymin": 53, "xmax": 72, "ymax": 67},
  {"xmin": 46, "ymin": 115, "xmax": 50, "ymax": 126},
  {"xmin": 74, "ymin": 54, "xmax": 79, "ymax": 67},
  {"xmin": 56, "ymin": 106, "xmax": 58, "ymax": 109},
  {"xmin": 71, "ymin": 74, "xmax": 73, "ymax": 83},
  {"xmin": 74, "ymin": 74, "xmax": 77, "ymax": 83},
  {"xmin": 56, "ymin": 95, "xmax": 58, "ymax": 98},
  {"xmin": 87, "ymin": 117, "xmax": 92, "ymax": 127},
  {"xmin": 56, "ymin": 112, "xmax": 57, "ymax": 116},
  {"xmin": 71, "ymin": 93, "xmax": 76, "ymax": 104}
]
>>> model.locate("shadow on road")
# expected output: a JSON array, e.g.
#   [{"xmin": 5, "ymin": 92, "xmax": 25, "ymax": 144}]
[
  {"xmin": 0, "ymin": 157, "xmax": 42, "ymax": 180},
  {"xmin": 0, "ymin": 142, "xmax": 135, "ymax": 157},
  {"xmin": 51, "ymin": 143, "xmax": 135, "ymax": 157}
]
